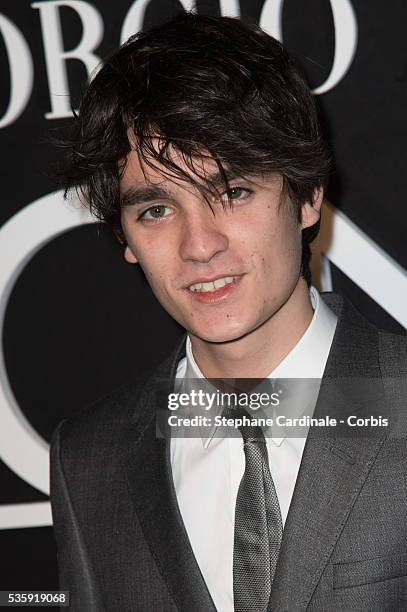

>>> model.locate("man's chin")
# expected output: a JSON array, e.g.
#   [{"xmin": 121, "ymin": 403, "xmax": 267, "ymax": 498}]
[{"xmin": 189, "ymin": 323, "xmax": 254, "ymax": 345}]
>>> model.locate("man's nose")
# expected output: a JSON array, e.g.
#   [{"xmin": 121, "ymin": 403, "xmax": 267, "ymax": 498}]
[{"xmin": 179, "ymin": 207, "xmax": 229, "ymax": 263}]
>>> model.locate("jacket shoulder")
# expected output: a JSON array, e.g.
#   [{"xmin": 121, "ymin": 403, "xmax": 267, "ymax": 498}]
[
  {"xmin": 54, "ymin": 374, "xmax": 146, "ymax": 446},
  {"xmin": 52, "ymin": 351, "xmax": 174, "ymax": 461}
]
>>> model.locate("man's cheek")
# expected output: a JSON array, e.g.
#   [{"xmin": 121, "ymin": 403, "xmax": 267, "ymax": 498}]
[
  {"xmin": 137, "ymin": 256, "xmax": 157, "ymax": 281},
  {"xmin": 146, "ymin": 272, "xmax": 172, "ymax": 303}
]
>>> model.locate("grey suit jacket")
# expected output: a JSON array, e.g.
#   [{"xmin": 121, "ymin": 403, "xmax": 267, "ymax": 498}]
[{"xmin": 50, "ymin": 293, "xmax": 407, "ymax": 611}]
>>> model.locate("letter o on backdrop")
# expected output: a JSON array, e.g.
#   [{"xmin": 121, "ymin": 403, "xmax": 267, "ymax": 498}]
[
  {"xmin": 259, "ymin": 0, "xmax": 358, "ymax": 95},
  {"xmin": 0, "ymin": 191, "xmax": 94, "ymax": 495}
]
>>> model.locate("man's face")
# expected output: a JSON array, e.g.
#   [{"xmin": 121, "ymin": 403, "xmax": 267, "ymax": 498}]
[{"xmin": 120, "ymin": 149, "xmax": 320, "ymax": 344}]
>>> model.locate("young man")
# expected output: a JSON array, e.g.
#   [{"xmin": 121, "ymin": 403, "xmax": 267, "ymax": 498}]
[{"xmin": 51, "ymin": 12, "xmax": 407, "ymax": 612}]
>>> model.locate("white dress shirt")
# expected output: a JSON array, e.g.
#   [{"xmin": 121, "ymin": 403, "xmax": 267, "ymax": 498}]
[{"xmin": 170, "ymin": 287, "xmax": 338, "ymax": 612}]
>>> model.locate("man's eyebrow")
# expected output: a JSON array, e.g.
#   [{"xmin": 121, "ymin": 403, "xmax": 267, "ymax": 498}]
[
  {"xmin": 120, "ymin": 169, "xmax": 244, "ymax": 208},
  {"xmin": 205, "ymin": 168, "xmax": 243, "ymax": 189},
  {"xmin": 120, "ymin": 185, "xmax": 172, "ymax": 207}
]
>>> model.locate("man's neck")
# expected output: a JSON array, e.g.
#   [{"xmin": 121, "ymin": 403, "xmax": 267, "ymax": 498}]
[{"xmin": 189, "ymin": 279, "xmax": 314, "ymax": 379}]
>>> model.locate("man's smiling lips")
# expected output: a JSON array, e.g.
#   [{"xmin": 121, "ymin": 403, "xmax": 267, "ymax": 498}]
[{"xmin": 183, "ymin": 274, "xmax": 244, "ymax": 304}]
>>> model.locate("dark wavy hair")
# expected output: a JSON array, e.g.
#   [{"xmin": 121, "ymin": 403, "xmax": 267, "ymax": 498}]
[{"xmin": 59, "ymin": 12, "xmax": 331, "ymax": 285}]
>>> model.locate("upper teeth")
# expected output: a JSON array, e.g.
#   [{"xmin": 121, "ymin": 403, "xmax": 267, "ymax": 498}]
[{"xmin": 189, "ymin": 276, "xmax": 237, "ymax": 293}]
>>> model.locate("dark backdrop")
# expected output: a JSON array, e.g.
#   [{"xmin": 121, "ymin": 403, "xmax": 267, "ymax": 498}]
[{"xmin": 0, "ymin": 0, "xmax": 406, "ymax": 600}]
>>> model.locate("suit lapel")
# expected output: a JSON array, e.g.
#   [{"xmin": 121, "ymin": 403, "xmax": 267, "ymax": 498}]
[
  {"xmin": 269, "ymin": 296, "xmax": 390, "ymax": 611},
  {"xmin": 123, "ymin": 338, "xmax": 217, "ymax": 612}
]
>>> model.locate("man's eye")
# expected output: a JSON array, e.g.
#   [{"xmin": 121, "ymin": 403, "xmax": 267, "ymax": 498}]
[
  {"xmin": 140, "ymin": 205, "xmax": 172, "ymax": 221},
  {"xmin": 222, "ymin": 187, "xmax": 252, "ymax": 202}
]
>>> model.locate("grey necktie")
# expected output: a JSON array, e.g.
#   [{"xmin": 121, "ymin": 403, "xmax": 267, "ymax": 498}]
[{"xmin": 232, "ymin": 412, "xmax": 283, "ymax": 612}]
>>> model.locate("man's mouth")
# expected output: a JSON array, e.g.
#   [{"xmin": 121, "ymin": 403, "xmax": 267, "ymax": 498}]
[{"xmin": 188, "ymin": 275, "xmax": 240, "ymax": 293}]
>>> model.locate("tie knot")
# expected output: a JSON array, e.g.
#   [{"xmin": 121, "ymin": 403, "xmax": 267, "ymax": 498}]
[
  {"xmin": 222, "ymin": 406, "xmax": 266, "ymax": 445},
  {"xmin": 240, "ymin": 425, "xmax": 266, "ymax": 445}
]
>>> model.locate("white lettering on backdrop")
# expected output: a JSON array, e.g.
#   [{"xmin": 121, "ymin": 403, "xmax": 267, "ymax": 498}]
[{"xmin": 0, "ymin": 0, "xmax": 358, "ymax": 124}]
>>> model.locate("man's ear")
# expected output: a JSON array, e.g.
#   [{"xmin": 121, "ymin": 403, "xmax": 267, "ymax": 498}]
[
  {"xmin": 124, "ymin": 245, "xmax": 138, "ymax": 264},
  {"xmin": 300, "ymin": 187, "xmax": 324, "ymax": 229}
]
